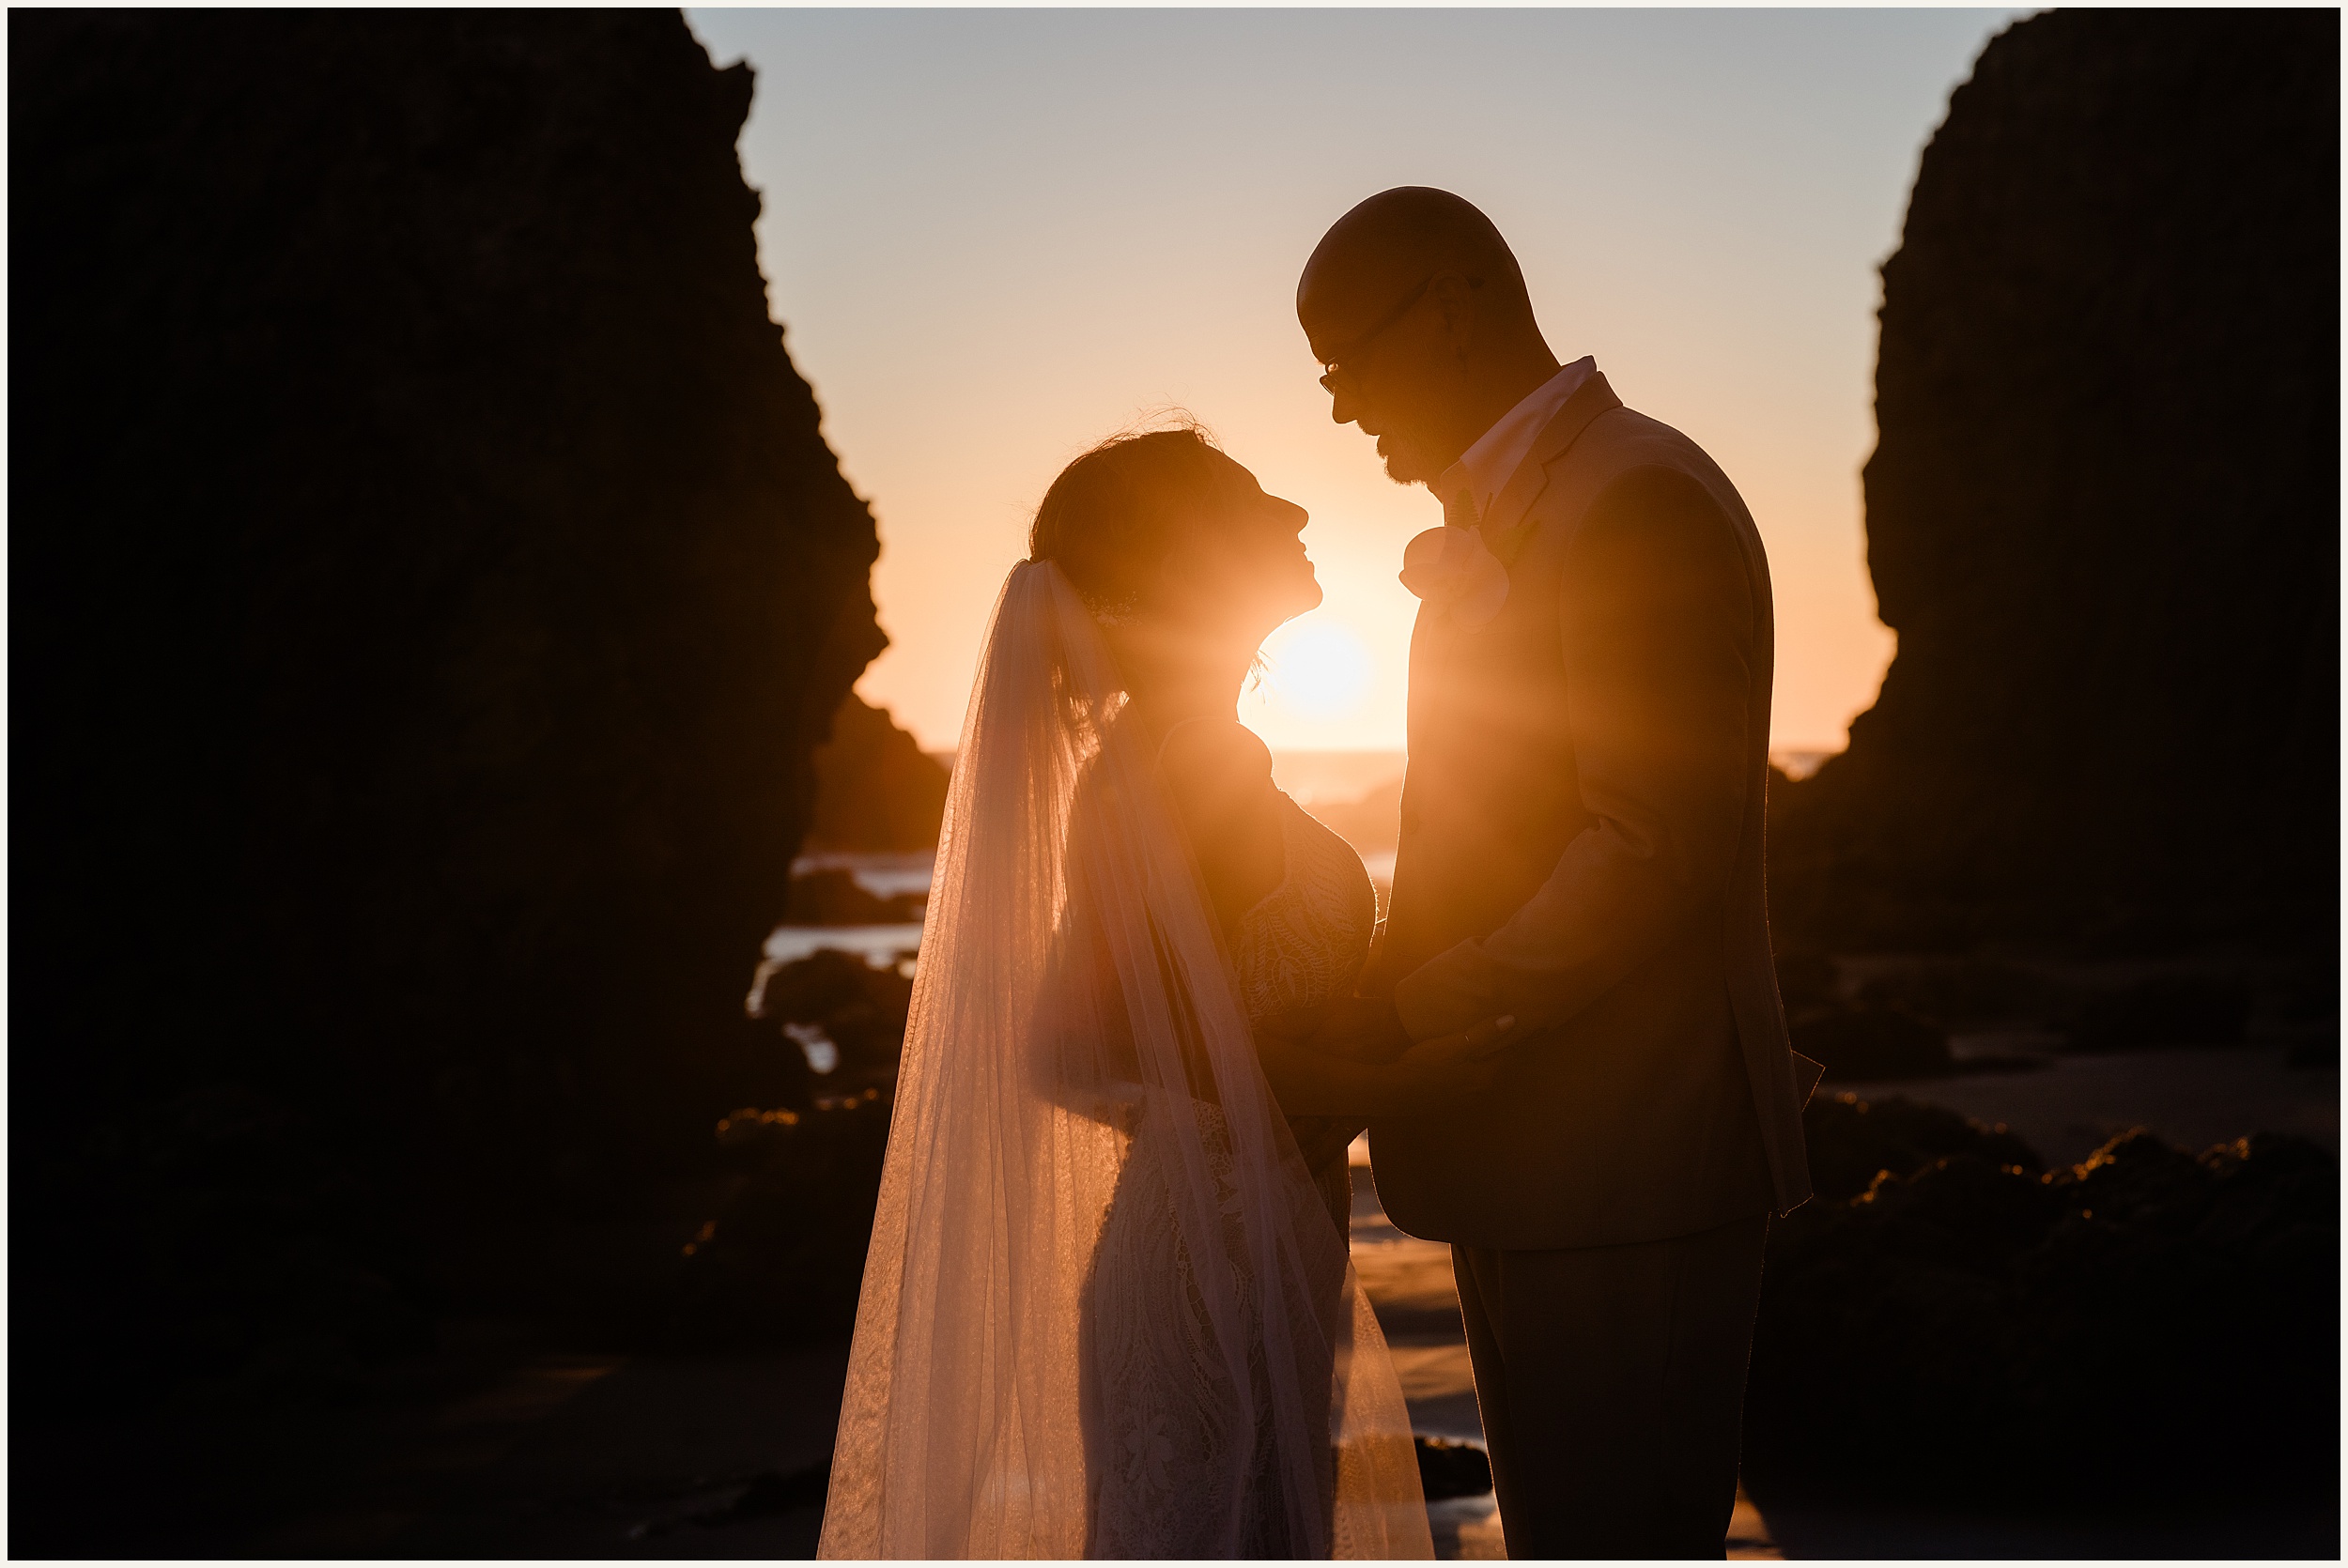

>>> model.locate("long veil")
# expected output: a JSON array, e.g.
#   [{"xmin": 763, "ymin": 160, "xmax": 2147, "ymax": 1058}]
[{"xmin": 818, "ymin": 561, "xmax": 1429, "ymax": 1559}]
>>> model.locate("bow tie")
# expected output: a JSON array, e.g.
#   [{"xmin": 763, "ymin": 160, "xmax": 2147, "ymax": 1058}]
[{"xmin": 1398, "ymin": 466, "xmax": 1509, "ymax": 628}]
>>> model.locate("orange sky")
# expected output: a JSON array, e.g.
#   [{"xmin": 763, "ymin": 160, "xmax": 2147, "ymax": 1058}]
[{"xmin": 689, "ymin": 8, "xmax": 2022, "ymax": 756}]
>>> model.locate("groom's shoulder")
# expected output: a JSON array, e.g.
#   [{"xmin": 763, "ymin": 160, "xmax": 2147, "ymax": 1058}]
[
  {"xmin": 1548, "ymin": 400, "xmax": 1745, "ymax": 518},
  {"xmin": 1567, "ymin": 401, "xmax": 1718, "ymax": 479},
  {"xmin": 1522, "ymin": 400, "xmax": 1758, "ymax": 585}
]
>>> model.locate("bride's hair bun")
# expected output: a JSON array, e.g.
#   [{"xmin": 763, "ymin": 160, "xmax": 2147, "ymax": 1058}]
[{"xmin": 1028, "ymin": 422, "xmax": 1225, "ymax": 619}]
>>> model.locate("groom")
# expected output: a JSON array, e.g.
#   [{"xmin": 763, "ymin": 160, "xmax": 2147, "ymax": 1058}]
[{"xmin": 1294, "ymin": 188, "xmax": 1822, "ymax": 1557}]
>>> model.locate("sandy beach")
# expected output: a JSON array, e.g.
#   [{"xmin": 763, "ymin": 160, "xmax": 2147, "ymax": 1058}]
[{"xmin": 221, "ymin": 1022, "xmax": 2333, "ymax": 1560}]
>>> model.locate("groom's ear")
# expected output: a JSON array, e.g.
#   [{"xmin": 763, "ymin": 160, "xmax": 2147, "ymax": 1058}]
[{"xmin": 1428, "ymin": 272, "xmax": 1482, "ymax": 348}]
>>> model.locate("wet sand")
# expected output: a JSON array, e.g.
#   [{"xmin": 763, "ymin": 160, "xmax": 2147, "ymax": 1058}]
[
  {"xmin": 252, "ymin": 1339, "xmax": 846, "ymax": 1558},
  {"xmin": 1349, "ymin": 1170, "xmax": 1512, "ymax": 1560},
  {"xmin": 1348, "ymin": 1153, "xmax": 1782, "ymax": 1560},
  {"xmin": 1830, "ymin": 1043, "xmax": 2337, "ymax": 1165},
  {"xmin": 1345, "ymin": 1032, "xmax": 2340, "ymax": 1560},
  {"xmin": 251, "ymin": 1040, "xmax": 2331, "ymax": 1558}
]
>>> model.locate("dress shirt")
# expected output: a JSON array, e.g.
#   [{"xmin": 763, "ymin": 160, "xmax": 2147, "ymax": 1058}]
[{"xmin": 1434, "ymin": 356, "xmax": 1596, "ymax": 525}]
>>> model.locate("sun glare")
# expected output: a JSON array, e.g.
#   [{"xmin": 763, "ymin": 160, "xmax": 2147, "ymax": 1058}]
[{"xmin": 1259, "ymin": 617, "xmax": 1374, "ymax": 719}]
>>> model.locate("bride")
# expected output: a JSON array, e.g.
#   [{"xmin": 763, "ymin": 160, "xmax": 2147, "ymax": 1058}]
[{"xmin": 817, "ymin": 426, "xmax": 1501, "ymax": 1559}]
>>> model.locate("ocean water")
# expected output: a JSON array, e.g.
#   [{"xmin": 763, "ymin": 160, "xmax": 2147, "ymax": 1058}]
[
  {"xmin": 762, "ymin": 920, "xmax": 925, "ymax": 969},
  {"xmin": 769, "ymin": 754, "xmax": 1413, "ymax": 972},
  {"xmin": 1269, "ymin": 748, "xmax": 1405, "ymax": 807},
  {"xmin": 911, "ymin": 750, "xmax": 1411, "ymax": 809},
  {"xmin": 770, "ymin": 743, "xmax": 1832, "ymax": 972},
  {"xmin": 789, "ymin": 849, "xmax": 935, "ymax": 900}
]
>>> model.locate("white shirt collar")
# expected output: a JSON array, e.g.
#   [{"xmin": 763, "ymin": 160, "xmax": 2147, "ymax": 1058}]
[{"xmin": 1445, "ymin": 356, "xmax": 1596, "ymax": 523}]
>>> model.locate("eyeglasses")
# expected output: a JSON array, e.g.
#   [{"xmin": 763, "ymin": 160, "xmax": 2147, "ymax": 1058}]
[{"xmin": 1317, "ymin": 275, "xmax": 1436, "ymax": 395}]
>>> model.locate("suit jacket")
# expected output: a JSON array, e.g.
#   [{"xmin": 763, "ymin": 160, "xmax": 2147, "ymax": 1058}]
[{"xmin": 1364, "ymin": 370, "xmax": 1822, "ymax": 1251}]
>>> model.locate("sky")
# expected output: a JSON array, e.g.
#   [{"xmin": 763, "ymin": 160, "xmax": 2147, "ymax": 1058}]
[{"xmin": 687, "ymin": 8, "xmax": 2025, "ymax": 756}]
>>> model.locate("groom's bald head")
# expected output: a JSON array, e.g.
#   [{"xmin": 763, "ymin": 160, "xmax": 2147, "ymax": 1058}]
[
  {"xmin": 1297, "ymin": 187, "xmax": 1536, "ymax": 357},
  {"xmin": 1297, "ymin": 188, "xmax": 1559, "ymax": 485}
]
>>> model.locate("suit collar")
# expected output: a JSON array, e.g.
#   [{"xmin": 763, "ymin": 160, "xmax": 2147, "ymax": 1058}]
[{"xmin": 1479, "ymin": 370, "xmax": 1623, "ymax": 561}]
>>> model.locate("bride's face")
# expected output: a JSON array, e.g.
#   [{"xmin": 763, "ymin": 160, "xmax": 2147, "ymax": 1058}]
[{"xmin": 1151, "ymin": 453, "xmax": 1321, "ymax": 651}]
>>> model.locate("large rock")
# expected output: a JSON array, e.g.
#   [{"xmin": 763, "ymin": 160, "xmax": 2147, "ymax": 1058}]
[
  {"xmin": 806, "ymin": 694, "xmax": 950, "ymax": 852},
  {"xmin": 1800, "ymin": 1092, "xmax": 2043, "ymax": 1203},
  {"xmin": 10, "ymin": 8, "xmax": 882, "ymax": 1529},
  {"xmin": 1770, "ymin": 11, "xmax": 2339, "ymax": 955},
  {"xmin": 1748, "ymin": 1105, "xmax": 2339, "ymax": 1509}
]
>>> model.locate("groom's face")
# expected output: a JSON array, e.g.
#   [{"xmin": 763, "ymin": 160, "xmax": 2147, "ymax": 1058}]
[{"xmin": 1300, "ymin": 277, "xmax": 1468, "ymax": 487}]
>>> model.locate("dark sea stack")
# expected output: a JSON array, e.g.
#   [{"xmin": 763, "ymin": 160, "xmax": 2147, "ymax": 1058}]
[
  {"xmin": 1771, "ymin": 10, "xmax": 2340, "ymax": 955},
  {"xmin": 11, "ymin": 9, "xmax": 880, "ymax": 1545},
  {"xmin": 807, "ymin": 693, "xmax": 950, "ymax": 851}
]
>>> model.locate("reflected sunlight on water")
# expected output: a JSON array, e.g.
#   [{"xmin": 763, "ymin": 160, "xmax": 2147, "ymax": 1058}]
[
  {"xmin": 790, "ymin": 850, "xmax": 935, "ymax": 900},
  {"xmin": 774, "ymin": 760, "xmax": 1401, "ymax": 979},
  {"xmin": 762, "ymin": 923, "xmax": 923, "ymax": 969},
  {"xmin": 762, "ymin": 855, "xmax": 934, "ymax": 992}
]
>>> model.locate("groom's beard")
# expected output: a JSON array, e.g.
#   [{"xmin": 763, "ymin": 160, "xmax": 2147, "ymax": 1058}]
[{"xmin": 1375, "ymin": 430, "xmax": 1440, "ymax": 486}]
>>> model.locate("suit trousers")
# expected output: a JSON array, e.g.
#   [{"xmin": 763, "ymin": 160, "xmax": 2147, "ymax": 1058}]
[{"xmin": 1452, "ymin": 1212, "xmax": 1769, "ymax": 1560}]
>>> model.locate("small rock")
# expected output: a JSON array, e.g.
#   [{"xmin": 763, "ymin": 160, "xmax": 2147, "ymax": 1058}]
[{"xmin": 1414, "ymin": 1436, "xmax": 1492, "ymax": 1500}]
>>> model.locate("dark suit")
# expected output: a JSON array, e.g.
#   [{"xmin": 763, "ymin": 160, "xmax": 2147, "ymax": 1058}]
[{"xmin": 1365, "ymin": 369, "xmax": 1820, "ymax": 1555}]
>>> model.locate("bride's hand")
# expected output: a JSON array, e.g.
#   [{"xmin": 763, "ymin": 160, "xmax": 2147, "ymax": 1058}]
[{"xmin": 1259, "ymin": 1012, "xmax": 1522, "ymax": 1118}]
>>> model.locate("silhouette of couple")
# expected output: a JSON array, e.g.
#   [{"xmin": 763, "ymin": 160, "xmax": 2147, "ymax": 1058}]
[{"xmin": 819, "ymin": 188, "xmax": 1823, "ymax": 1560}]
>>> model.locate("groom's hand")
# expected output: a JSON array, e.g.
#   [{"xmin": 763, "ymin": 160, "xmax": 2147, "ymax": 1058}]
[
  {"xmin": 1288, "ymin": 1115, "xmax": 1367, "ymax": 1173},
  {"xmin": 1382, "ymin": 1014, "xmax": 1522, "ymax": 1113},
  {"xmin": 1257, "ymin": 1002, "xmax": 1525, "ymax": 1119}
]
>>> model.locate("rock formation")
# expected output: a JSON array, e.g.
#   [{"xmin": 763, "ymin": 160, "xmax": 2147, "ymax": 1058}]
[
  {"xmin": 1749, "ymin": 1099, "xmax": 2338, "ymax": 1510},
  {"xmin": 12, "ymin": 11, "xmax": 881, "ymax": 1545},
  {"xmin": 1770, "ymin": 10, "xmax": 2339, "ymax": 956},
  {"xmin": 806, "ymin": 693, "xmax": 950, "ymax": 851}
]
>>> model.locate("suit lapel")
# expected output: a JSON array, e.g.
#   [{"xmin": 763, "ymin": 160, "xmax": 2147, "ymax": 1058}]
[{"xmin": 1480, "ymin": 372, "xmax": 1623, "ymax": 563}]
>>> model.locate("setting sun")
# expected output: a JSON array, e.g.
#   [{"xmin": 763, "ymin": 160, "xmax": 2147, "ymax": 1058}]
[
  {"xmin": 1251, "ymin": 614, "xmax": 1375, "ymax": 727},
  {"xmin": 680, "ymin": 8, "xmax": 2025, "ymax": 761}
]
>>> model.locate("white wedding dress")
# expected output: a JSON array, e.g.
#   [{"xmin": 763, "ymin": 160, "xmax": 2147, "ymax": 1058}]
[
  {"xmin": 819, "ymin": 561, "xmax": 1430, "ymax": 1560},
  {"xmin": 1083, "ymin": 795, "xmax": 1383, "ymax": 1557}
]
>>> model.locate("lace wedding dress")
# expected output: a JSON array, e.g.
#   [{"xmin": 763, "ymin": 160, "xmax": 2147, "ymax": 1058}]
[
  {"xmin": 818, "ymin": 561, "xmax": 1430, "ymax": 1560},
  {"xmin": 1232, "ymin": 799, "xmax": 1382, "ymax": 1035},
  {"xmin": 1083, "ymin": 795, "xmax": 1383, "ymax": 1557},
  {"xmin": 1236, "ymin": 796, "xmax": 1382, "ymax": 1238}
]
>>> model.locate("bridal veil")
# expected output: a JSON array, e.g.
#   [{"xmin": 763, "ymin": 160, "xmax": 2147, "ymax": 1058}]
[{"xmin": 818, "ymin": 561, "xmax": 1429, "ymax": 1559}]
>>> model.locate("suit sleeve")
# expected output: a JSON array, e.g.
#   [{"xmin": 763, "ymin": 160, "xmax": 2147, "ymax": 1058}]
[{"xmin": 1392, "ymin": 465, "xmax": 1756, "ymax": 1038}]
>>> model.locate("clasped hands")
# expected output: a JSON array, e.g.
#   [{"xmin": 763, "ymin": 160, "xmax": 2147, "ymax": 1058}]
[{"xmin": 1255, "ymin": 995, "xmax": 1522, "ymax": 1122}]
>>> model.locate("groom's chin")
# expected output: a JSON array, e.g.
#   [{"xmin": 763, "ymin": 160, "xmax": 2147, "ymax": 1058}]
[
  {"xmin": 1374, "ymin": 433, "xmax": 1435, "ymax": 486},
  {"xmin": 1382, "ymin": 450, "xmax": 1431, "ymax": 486}
]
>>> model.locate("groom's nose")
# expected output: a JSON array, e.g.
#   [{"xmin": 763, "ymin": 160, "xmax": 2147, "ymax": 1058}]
[{"xmin": 1326, "ymin": 378, "xmax": 1363, "ymax": 428}]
